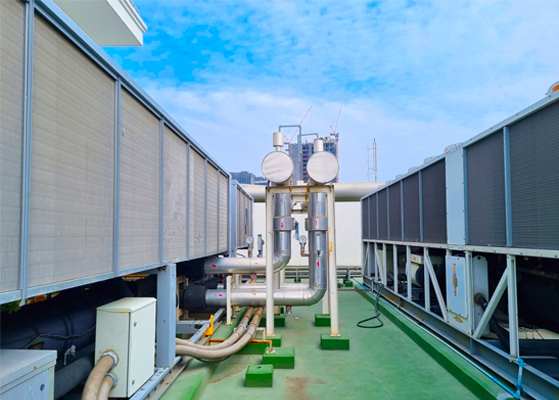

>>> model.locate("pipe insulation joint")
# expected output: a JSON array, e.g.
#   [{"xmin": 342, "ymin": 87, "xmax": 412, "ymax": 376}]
[
  {"xmin": 305, "ymin": 217, "xmax": 328, "ymax": 231},
  {"xmin": 101, "ymin": 351, "xmax": 118, "ymax": 368},
  {"xmin": 273, "ymin": 217, "xmax": 295, "ymax": 231},
  {"xmin": 105, "ymin": 373, "xmax": 118, "ymax": 388}
]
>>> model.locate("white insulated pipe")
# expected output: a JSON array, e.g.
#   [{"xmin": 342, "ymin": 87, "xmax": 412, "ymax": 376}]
[{"xmin": 241, "ymin": 182, "xmax": 385, "ymax": 202}]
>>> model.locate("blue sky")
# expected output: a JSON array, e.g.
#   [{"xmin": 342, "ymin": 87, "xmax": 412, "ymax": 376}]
[{"xmin": 105, "ymin": 0, "xmax": 559, "ymax": 182}]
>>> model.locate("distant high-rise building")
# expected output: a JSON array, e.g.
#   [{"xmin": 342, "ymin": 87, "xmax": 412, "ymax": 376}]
[
  {"xmin": 288, "ymin": 136, "xmax": 339, "ymax": 183},
  {"xmin": 230, "ymin": 171, "xmax": 255, "ymax": 185}
]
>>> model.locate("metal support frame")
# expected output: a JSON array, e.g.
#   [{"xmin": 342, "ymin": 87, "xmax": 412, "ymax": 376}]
[
  {"xmin": 226, "ymin": 275, "xmax": 232, "ymax": 325},
  {"xmin": 265, "ymin": 187, "xmax": 275, "ymax": 337},
  {"xmin": 113, "ymin": 79, "xmax": 122, "ymax": 275},
  {"xmin": 406, "ymin": 246, "xmax": 412, "ymax": 299},
  {"xmin": 393, "ymin": 244, "xmax": 398, "ymax": 293},
  {"xmin": 423, "ymin": 248, "xmax": 448, "ymax": 322},
  {"xmin": 473, "ymin": 265, "xmax": 509, "ymax": 339},
  {"xmin": 507, "ymin": 255, "xmax": 519, "ymax": 360},
  {"xmin": 204, "ymin": 159, "xmax": 208, "ymax": 256},
  {"xmin": 327, "ymin": 187, "xmax": 340, "ymax": 336},
  {"xmin": 159, "ymin": 120, "xmax": 165, "ymax": 264},
  {"xmin": 156, "ymin": 264, "xmax": 176, "ymax": 368}
]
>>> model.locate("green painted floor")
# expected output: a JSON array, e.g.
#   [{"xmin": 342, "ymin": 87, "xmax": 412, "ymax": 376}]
[{"xmin": 163, "ymin": 289, "xmax": 509, "ymax": 400}]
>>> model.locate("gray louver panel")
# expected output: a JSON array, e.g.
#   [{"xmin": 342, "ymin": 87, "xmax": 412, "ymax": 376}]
[
  {"xmin": 362, "ymin": 197, "xmax": 369, "ymax": 239},
  {"xmin": 368, "ymin": 194, "xmax": 377, "ymax": 240},
  {"xmin": 0, "ymin": 0, "xmax": 25, "ymax": 292},
  {"xmin": 466, "ymin": 132, "xmax": 506, "ymax": 246},
  {"xmin": 163, "ymin": 127, "xmax": 187, "ymax": 261},
  {"xmin": 29, "ymin": 16, "xmax": 115, "ymax": 286},
  {"xmin": 389, "ymin": 184, "xmax": 402, "ymax": 241},
  {"xmin": 378, "ymin": 189, "xmax": 388, "ymax": 240},
  {"xmin": 403, "ymin": 174, "xmax": 420, "ymax": 241},
  {"xmin": 189, "ymin": 149, "xmax": 206, "ymax": 258},
  {"xmin": 510, "ymin": 100, "xmax": 559, "ymax": 249},
  {"xmin": 219, "ymin": 174, "xmax": 228, "ymax": 252},
  {"xmin": 119, "ymin": 89, "xmax": 160, "ymax": 270},
  {"xmin": 422, "ymin": 160, "xmax": 447, "ymax": 244},
  {"xmin": 206, "ymin": 164, "xmax": 219, "ymax": 255}
]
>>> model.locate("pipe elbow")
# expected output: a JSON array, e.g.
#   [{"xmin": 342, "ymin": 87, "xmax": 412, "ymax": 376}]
[{"xmin": 273, "ymin": 250, "xmax": 291, "ymax": 272}]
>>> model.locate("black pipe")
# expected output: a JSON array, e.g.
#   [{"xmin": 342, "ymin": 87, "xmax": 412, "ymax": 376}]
[{"xmin": 0, "ymin": 278, "xmax": 132, "ymax": 359}]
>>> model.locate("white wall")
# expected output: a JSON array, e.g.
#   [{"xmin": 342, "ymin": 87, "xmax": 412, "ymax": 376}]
[{"xmin": 243, "ymin": 201, "xmax": 362, "ymax": 267}]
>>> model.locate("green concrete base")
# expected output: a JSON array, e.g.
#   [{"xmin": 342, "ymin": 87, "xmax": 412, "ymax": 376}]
[
  {"xmin": 315, "ymin": 314, "xmax": 331, "ymax": 327},
  {"xmin": 266, "ymin": 333, "xmax": 282, "ymax": 347},
  {"xmin": 321, "ymin": 333, "xmax": 350, "ymax": 350},
  {"xmin": 344, "ymin": 280, "xmax": 354, "ymax": 287},
  {"xmin": 262, "ymin": 347, "xmax": 295, "ymax": 369},
  {"xmin": 245, "ymin": 364, "xmax": 273, "ymax": 387},
  {"xmin": 337, "ymin": 282, "xmax": 342, "ymax": 288},
  {"xmin": 238, "ymin": 342, "xmax": 269, "ymax": 354},
  {"xmin": 280, "ymin": 306, "xmax": 286, "ymax": 314},
  {"xmin": 259, "ymin": 314, "xmax": 286, "ymax": 328}
]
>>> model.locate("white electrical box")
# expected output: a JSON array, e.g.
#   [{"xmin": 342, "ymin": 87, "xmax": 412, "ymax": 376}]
[
  {"xmin": 95, "ymin": 297, "xmax": 156, "ymax": 398},
  {"xmin": 0, "ymin": 349, "xmax": 56, "ymax": 400}
]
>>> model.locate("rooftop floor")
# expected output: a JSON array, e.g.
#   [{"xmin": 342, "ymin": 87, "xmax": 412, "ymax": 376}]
[{"xmin": 163, "ymin": 287, "xmax": 511, "ymax": 400}]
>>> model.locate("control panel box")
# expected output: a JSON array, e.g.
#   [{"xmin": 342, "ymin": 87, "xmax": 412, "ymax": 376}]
[
  {"xmin": 0, "ymin": 349, "xmax": 56, "ymax": 400},
  {"xmin": 95, "ymin": 297, "xmax": 156, "ymax": 398}
]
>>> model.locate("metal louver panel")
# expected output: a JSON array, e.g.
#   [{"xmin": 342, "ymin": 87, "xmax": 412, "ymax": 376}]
[
  {"xmin": 362, "ymin": 197, "xmax": 369, "ymax": 239},
  {"xmin": 369, "ymin": 194, "xmax": 377, "ymax": 240},
  {"xmin": 163, "ymin": 127, "xmax": 187, "ymax": 261},
  {"xmin": 389, "ymin": 184, "xmax": 402, "ymax": 241},
  {"xmin": 0, "ymin": 0, "xmax": 25, "ymax": 292},
  {"xmin": 403, "ymin": 174, "xmax": 420, "ymax": 242},
  {"xmin": 510, "ymin": 100, "xmax": 559, "ymax": 249},
  {"xmin": 206, "ymin": 164, "xmax": 219, "ymax": 255},
  {"xmin": 189, "ymin": 149, "xmax": 206, "ymax": 258},
  {"xmin": 422, "ymin": 160, "xmax": 447, "ymax": 244},
  {"xmin": 219, "ymin": 174, "xmax": 228, "ymax": 252},
  {"xmin": 466, "ymin": 133, "xmax": 506, "ymax": 246},
  {"xmin": 378, "ymin": 190, "xmax": 388, "ymax": 240},
  {"xmin": 29, "ymin": 16, "xmax": 115, "ymax": 286},
  {"xmin": 119, "ymin": 89, "xmax": 160, "ymax": 270}
]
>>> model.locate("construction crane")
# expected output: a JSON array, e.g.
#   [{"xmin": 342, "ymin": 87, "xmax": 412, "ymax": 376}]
[
  {"xmin": 330, "ymin": 92, "xmax": 345, "ymax": 138},
  {"xmin": 285, "ymin": 106, "xmax": 312, "ymax": 146}
]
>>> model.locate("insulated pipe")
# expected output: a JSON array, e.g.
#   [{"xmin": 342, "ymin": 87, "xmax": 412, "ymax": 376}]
[
  {"xmin": 81, "ymin": 352, "xmax": 117, "ymax": 400},
  {"xmin": 206, "ymin": 193, "xmax": 328, "ymax": 307},
  {"xmin": 203, "ymin": 194, "xmax": 292, "ymax": 275},
  {"xmin": 175, "ymin": 308, "xmax": 263, "ymax": 360},
  {"xmin": 241, "ymin": 182, "xmax": 385, "ymax": 202},
  {"xmin": 265, "ymin": 189, "xmax": 275, "ymax": 337},
  {"xmin": 175, "ymin": 307, "xmax": 254, "ymax": 350},
  {"xmin": 96, "ymin": 374, "xmax": 115, "ymax": 400}
]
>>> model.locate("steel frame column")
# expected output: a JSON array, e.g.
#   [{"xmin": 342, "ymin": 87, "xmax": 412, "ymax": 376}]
[
  {"xmin": 265, "ymin": 187, "xmax": 275, "ymax": 337},
  {"xmin": 113, "ymin": 78, "xmax": 122, "ymax": 276},
  {"xmin": 507, "ymin": 255, "xmax": 519, "ymax": 360},
  {"xmin": 327, "ymin": 188, "xmax": 340, "ymax": 336},
  {"xmin": 159, "ymin": 120, "xmax": 164, "ymax": 264},
  {"xmin": 393, "ymin": 244, "xmax": 398, "ymax": 293},
  {"xmin": 423, "ymin": 247, "xmax": 430, "ymax": 311},
  {"xmin": 406, "ymin": 246, "xmax": 412, "ymax": 299},
  {"xmin": 156, "ymin": 264, "xmax": 176, "ymax": 368}
]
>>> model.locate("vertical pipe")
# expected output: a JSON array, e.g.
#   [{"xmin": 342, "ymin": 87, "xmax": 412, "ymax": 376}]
[
  {"xmin": 327, "ymin": 188, "xmax": 340, "ymax": 336},
  {"xmin": 19, "ymin": 0, "xmax": 35, "ymax": 305},
  {"xmin": 406, "ymin": 245, "xmax": 412, "ymax": 299},
  {"xmin": 186, "ymin": 143, "xmax": 191, "ymax": 259},
  {"xmin": 423, "ymin": 247, "xmax": 430, "ymax": 311},
  {"xmin": 159, "ymin": 120, "xmax": 164, "ymax": 265},
  {"xmin": 234, "ymin": 274, "xmax": 241, "ymax": 288},
  {"xmin": 156, "ymin": 264, "xmax": 176, "ymax": 367},
  {"xmin": 393, "ymin": 244, "xmax": 398, "ymax": 293},
  {"xmin": 113, "ymin": 79, "xmax": 121, "ymax": 276},
  {"xmin": 265, "ymin": 188, "xmax": 274, "ymax": 337},
  {"xmin": 503, "ymin": 127, "xmax": 513, "ymax": 247},
  {"xmin": 226, "ymin": 275, "xmax": 232, "ymax": 325},
  {"xmin": 507, "ymin": 255, "xmax": 519, "ymax": 360}
]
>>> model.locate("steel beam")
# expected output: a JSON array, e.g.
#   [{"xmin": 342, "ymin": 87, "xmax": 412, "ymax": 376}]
[
  {"xmin": 473, "ymin": 266, "xmax": 509, "ymax": 339},
  {"xmin": 156, "ymin": 264, "xmax": 176, "ymax": 368}
]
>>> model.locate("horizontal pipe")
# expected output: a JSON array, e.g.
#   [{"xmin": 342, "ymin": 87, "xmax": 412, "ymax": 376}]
[
  {"xmin": 206, "ymin": 286, "xmax": 326, "ymax": 307},
  {"xmin": 242, "ymin": 182, "xmax": 385, "ymax": 202}
]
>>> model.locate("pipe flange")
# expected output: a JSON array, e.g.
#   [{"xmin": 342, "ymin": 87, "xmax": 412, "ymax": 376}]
[
  {"xmin": 273, "ymin": 217, "xmax": 295, "ymax": 231},
  {"xmin": 305, "ymin": 217, "xmax": 328, "ymax": 231},
  {"xmin": 106, "ymin": 372, "xmax": 118, "ymax": 388}
]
